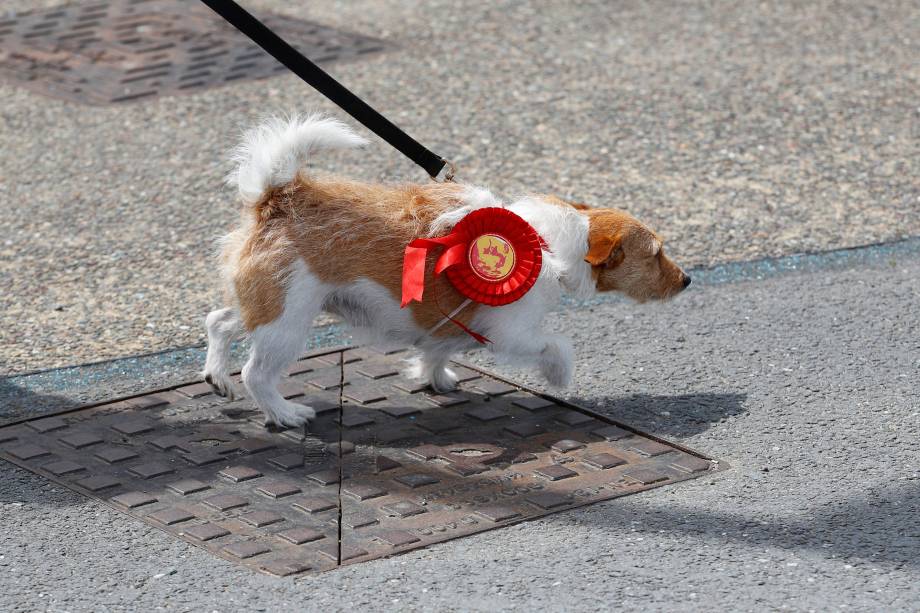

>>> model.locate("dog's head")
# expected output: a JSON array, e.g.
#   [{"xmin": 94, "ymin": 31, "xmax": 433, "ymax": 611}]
[{"xmin": 579, "ymin": 206, "xmax": 690, "ymax": 302}]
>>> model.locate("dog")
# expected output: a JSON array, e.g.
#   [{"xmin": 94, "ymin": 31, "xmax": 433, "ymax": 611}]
[{"xmin": 203, "ymin": 115, "xmax": 691, "ymax": 427}]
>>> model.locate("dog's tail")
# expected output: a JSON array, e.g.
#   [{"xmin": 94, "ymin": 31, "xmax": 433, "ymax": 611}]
[{"xmin": 228, "ymin": 114, "xmax": 367, "ymax": 205}]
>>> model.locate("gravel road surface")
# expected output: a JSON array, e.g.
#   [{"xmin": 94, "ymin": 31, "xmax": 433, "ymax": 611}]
[{"xmin": 1, "ymin": 0, "xmax": 918, "ymax": 373}]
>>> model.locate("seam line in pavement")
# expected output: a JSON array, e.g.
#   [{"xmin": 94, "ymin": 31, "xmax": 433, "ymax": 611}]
[{"xmin": 336, "ymin": 353, "xmax": 345, "ymax": 566}]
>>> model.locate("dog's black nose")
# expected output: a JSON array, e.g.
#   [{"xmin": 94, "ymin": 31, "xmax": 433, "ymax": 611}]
[{"xmin": 682, "ymin": 275, "xmax": 692, "ymax": 288}]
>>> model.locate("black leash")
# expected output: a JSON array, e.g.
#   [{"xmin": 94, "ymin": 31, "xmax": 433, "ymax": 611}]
[{"xmin": 199, "ymin": 0, "xmax": 453, "ymax": 180}]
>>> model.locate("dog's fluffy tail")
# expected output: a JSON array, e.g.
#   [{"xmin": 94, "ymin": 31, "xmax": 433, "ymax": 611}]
[{"xmin": 229, "ymin": 114, "xmax": 367, "ymax": 204}]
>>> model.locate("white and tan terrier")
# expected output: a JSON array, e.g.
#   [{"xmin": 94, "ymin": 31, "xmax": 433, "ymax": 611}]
[{"xmin": 203, "ymin": 115, "xmax": 691, "ymax": 427}]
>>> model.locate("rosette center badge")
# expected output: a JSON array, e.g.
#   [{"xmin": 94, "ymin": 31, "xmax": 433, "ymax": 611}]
[{"xmin": 469, "ymin": 234, "xmax": 516, "ymax": 281}]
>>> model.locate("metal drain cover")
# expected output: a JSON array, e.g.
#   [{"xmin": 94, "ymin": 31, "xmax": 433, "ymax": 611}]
[
  {"xmin": 0, "ymin": 0, "xmax": 384, "ymax": 105},
  {"xmin": 0, "ymin": 346, "xmax": 725, "ymax": 576}
]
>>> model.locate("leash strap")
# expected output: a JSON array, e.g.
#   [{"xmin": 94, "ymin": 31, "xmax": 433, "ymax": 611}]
[{"xmin": 199, "ymin": 0, "xmax": 449, "ymax": 179}]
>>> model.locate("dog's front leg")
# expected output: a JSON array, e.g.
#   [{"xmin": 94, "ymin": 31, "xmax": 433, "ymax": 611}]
[
  {"xmin": 492, "ymin": 331, "xmax": 575, "ymax": 388},
  {"xmin": 410, "ymin": 346, "xmax": 459, "ymax": 393},
  {"xmin": 538, "ymin": 334, "xmax": 576, "ymax": 387}
]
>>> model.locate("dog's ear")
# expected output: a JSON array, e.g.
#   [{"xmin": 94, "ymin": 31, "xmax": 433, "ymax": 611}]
[{"xmin": 584, "ymin": 232, "xmax": 625, "ymax": 268}]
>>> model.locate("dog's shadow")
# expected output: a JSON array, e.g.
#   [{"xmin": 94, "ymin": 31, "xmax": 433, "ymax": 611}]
[
  {"xmin": 563, "ymin": 391, "xmax": 748, "ymax": 439},
  {"xmin": 294, "ymin": 391, "xmax": 748, "ymax": 452}
]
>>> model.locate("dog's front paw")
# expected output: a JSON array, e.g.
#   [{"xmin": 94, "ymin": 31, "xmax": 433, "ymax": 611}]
[
  {"xmin": 405, "ymin": 355, "xmax": 459, "ymax": 393},
  {"xmin": 429, "ymin": 367, "xmax": 459, "ymax": 393},
  {"xmin": 539, "ymin": 337, "xmax": 575, "ymax": 388},
  {"xmin": 265, "ymin": 402, "xmax": 316, "ymax": 428}
]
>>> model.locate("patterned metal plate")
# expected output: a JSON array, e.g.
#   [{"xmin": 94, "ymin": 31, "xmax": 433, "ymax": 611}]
[
  {"xmin": 0, "ymin": 346, "xmax": 725, "ymax": 577},
  {"xmin": 0, "ymin": 0, "xmax": 384, "ymax": 105}
]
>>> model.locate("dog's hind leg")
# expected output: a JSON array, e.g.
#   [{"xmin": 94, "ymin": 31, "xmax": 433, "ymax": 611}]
[
  {"xmin": 241, "ymin": 262, "xmax": 331, "ymax": 428},
  {"xmin": 203, "ymin": 307, "xmax": 242, "ymax": 399}
]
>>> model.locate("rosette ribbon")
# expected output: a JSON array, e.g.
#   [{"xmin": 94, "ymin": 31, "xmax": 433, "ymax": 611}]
[{"xmin": 401, "ymin": 207, "xmax": 546, "ymax": 342}]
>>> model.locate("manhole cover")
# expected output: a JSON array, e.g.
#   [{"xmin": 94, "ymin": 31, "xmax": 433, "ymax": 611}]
[
  {"xmin": 0, "ymin": 346, "xmax": 725, "ymax": 577},
  {"xmin": 0, "ymin": 0, "xmax": 385, "ymax": 105}
]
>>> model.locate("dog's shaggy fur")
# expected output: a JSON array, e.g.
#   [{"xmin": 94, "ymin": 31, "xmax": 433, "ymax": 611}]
[{"xmin": 204, "ymin": 115, "xmax": 690, "ymax": 427}]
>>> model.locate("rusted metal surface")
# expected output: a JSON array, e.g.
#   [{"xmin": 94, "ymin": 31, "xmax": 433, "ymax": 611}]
[
  {"xmin": 0, "ymin": 0, "xmax": 385, "ymax": 105},
  {"xmin": 0, "ymin": 346, "xmax": 725, "ymax": 577}
]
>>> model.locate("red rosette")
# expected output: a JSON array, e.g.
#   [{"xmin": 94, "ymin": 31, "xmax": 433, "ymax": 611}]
[
  {"xmin": 401, "ymin": 207, "xmax": 543, "ymax": 309},
  {"xmin": 443, "ymin": 207, "xmax": 543, "ymax": 306}
]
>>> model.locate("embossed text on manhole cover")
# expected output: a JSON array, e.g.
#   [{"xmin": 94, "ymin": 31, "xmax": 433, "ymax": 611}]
[
  {"xmin": 0, "ymin": 346, "xmax": 725, "ymax": 577},
  {"xmin": 0, "ymin": 0, "xmax": 385, "ymax": 105}
]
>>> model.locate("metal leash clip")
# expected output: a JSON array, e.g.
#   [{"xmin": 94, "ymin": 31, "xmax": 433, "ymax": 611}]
[{"xmin": 435, "ymin": 158, "xmax": 457, "ymax": 183}]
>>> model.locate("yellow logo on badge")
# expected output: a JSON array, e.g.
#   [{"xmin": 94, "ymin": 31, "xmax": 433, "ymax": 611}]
[{"xmin": 469, "ymin": 234, "xmax": 515, "ymax": 281}]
